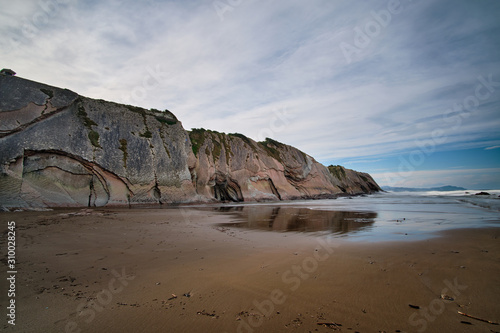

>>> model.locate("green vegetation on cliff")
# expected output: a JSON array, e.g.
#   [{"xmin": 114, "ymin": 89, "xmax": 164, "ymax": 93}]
[
  {"xmin": 189, "ymin": 128, "xmax": 207, "ymax": 156},
  {"xmin": 328, "ymin": 165, "xmax": 346, "ymax": 179},
  {"xmin": 153, "ymin": 109, "xmax": 178, "ymax": 125},
  {"xmin": 88, "ymin": 130, "xmax": 101, "ymax": 148},
  {"xmin": 77, "ymin": 100, "xmax": 101, "ymax": 148},
  {"xmin": 119, "ymin": 139, "xmax": 128, "ymax": 167},
  {"xmin": 189, "ymin": 129, "xmax": 237, "ymax": 163},
  {"xmin": 258, "ymin": 138, "xmax": 284, "ymax": 162},
  {"xmin": 77, "ymin": 102, "xmax": 98, "ymax": 128},
  {"xmin": 212, "ymin": 139, "xmax": 222, "ymax": 162},
  {"xmin": 155, "ymin": 116, "xmax": 177, "ymax": 125},
  {"xmin": 228, "ymin": 133, "xmax": 254, "ymax": 147}
]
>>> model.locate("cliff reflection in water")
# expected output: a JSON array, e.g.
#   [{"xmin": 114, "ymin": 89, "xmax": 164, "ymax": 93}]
[{"xmin": 216, "ymin": 206, "xmax": 377, "ymax": 234}]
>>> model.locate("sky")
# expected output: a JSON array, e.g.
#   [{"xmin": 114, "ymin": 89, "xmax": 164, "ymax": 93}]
[{"xmin": 1, "ymin": 0, "xmax": 499, "ymax": 189}]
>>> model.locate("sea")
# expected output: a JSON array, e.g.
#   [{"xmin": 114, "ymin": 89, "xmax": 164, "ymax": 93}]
[{"xmin": 212, "ymin": 190, "xmax": 500, "ymax": 242}]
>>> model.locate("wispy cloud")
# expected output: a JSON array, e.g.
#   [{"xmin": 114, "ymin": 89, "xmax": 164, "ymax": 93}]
[{"xmin": 485, "ymin": 145, "xmax": 500, "ymax": 150}]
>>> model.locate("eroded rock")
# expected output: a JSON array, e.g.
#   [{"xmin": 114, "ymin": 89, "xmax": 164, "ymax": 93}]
[{"xmin": 0, "ymin": 75, "xmax": 381, "ymax": 209}]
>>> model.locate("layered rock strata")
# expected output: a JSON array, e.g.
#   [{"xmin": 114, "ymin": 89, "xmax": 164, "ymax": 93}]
[{"xmin": 0, "ymin": 75, "xmax": 380, "ymax": 209}]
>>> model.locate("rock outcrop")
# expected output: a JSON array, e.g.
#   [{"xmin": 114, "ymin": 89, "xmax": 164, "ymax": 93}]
[{"xmin": 0, "ymin": 75, "xmax": 380, "ymax": 209}]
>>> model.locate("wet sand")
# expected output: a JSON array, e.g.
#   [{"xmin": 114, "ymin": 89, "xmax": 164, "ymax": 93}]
[{"xmin": 1, "ymin": 207, "xmax": 499, "ymax": 332}]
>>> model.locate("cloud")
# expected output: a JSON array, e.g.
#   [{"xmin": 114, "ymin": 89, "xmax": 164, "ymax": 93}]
[{"xmin": 485, "ymin": 145, "xmax": 500, "ymax": 150}]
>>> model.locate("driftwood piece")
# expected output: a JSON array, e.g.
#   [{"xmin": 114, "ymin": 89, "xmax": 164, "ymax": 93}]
[
  {"xmin": 458, "ymin": 311, "xmax": 499, "ymax": 325},
  {"xmin": 317, "ymin": 322, "xmax": 342, "ymax": 327}
]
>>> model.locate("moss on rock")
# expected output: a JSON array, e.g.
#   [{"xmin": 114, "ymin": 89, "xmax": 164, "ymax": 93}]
[
  {"xmin": 88, "ymin": 130, "xmax": 101, "ymax": 148},
  {"xmin": 77, "ymin": 102, "xmax": 98, "ymax": 129},
  {"xmin": 119, "ymin": 139, "xmax": 128, "ymax": 167}
]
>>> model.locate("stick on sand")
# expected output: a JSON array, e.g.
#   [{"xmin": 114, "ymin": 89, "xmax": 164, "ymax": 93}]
[{"xmin": 458, "ymin": 311, "xmax": 499, "ymax": 325}]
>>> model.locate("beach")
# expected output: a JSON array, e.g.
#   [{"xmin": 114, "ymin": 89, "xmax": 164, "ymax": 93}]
[{"xmin": 1, "ymin": 204, "xmax": 499, "ymax": 333}]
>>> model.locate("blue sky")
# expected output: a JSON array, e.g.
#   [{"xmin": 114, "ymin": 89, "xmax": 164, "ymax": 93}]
[{"xmin": 1, "ymin": 0, "xmax": 499, "ymax": 189}]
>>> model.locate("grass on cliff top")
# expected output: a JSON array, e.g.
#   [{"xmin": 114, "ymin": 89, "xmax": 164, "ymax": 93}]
[
  {"xmin": 155, "ymin": 116, "xmax": 177, "ymax": 125},
  {"xmin": 189, "ymin": 128, "xmax": 207, "ymax": 156},
  {"xmin": 328, "ymin": 165, "xmax": 346, "ymax": 179},
  {"xmin": 228, "ymin": 132, "xmax": 256, "ymax": 149},
  {"xmin": 188, "ymin": 131, "xmax": 311, "ymax": 166},
  {"xmin": 189, "ymin": 128, "xmax": 230, "ymax": 161},
  {"xmin": 88, "ymin": 98, "xmax": 179, "ymax": 126},
  {"xmin": 152, "ymin": 109, "xmax": 178, "ymax": 125},
  {"xmin": 189, "ymin": 128, "xmax": 254, "ymax": 157},
  {"xmin": 124, "ymin": 104, "xmax": 178, "ymax": 125},
  {"xmin": 212, "ymin": 139, "xmax": 222, "ymax": 162},
  {"xmin": 257, "ymin": 138, "xmax": 308, "ymax": 164},
  {"xmin": 258, "ymin": 138, "xmax": 285, "ymax": 162}
]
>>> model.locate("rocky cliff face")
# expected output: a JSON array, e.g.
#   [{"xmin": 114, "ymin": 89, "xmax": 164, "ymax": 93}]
[{"xmin": 0, "ymin": 75, "xmax": 380, "ymax": 209}]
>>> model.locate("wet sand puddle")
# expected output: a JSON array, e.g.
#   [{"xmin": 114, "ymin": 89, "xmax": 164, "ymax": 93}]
[
  {"xmin": 214, "ymin": 205, "xmax": 377, "ymax": 236},
  {"xmin": 209, "ymin": 193, "xmax": 500, "ymax": 241}
]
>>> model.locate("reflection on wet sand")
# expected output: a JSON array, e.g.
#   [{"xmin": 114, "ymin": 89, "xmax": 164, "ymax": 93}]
[{"xmin": 216, "ymin": 206, "xmax": 377, "ymax": 234}]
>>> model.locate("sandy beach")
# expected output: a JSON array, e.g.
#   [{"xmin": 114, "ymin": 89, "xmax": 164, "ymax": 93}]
[{"xmin": 1, "ymin": 207, "xmax": 499, "ymax": 333}]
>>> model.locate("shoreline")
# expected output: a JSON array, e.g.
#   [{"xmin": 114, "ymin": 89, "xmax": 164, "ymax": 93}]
[
  {"xmin": 0, "ymin": 190, "xmax": 382, "ymax": 212},
  {"xmin": 1, "ymin": 208, "xmax": 499, "ymax": 332}
]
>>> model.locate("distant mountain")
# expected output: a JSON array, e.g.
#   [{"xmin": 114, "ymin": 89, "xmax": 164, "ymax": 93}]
[{"xmin": 381, "ymin": 185, "xmax": 467, "ymax": 192}]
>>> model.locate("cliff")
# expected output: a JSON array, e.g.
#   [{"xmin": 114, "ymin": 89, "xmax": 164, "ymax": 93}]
[{"xmin": 0, "ymin": 74, "xmax": 380, "ymax": 209}]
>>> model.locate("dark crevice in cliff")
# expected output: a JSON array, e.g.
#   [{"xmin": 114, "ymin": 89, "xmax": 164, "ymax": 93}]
[
  {"xmin": 267, "ymin": 178, "xmax": 282, "ymax": 200},
  {"xmin": 147, "ymin": 134, "xmax": 163, "ymax": 204},
  {"xmin": 89, "ymin": 176, "xmax": 95, "ymax": 207},
  {"xmin": 153, "ymin": 181, "xmax": 162, "ymax": 204},
  {"xmin": 40, "ymin": 90, "xmax": 52, "ymax": 115},
  {"xmin": 189, "ymin": 166, "xmax": 197, "ymax": 189}
]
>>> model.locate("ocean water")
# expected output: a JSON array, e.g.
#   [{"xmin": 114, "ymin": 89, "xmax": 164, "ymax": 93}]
[{"xmin": 214, "ymin": 190, "xmax": 500, "ymax": 242}]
